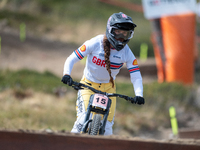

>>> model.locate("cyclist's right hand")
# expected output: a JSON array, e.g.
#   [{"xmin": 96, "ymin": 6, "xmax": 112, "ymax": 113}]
[
  {"xmin": 61, "ymin": 75, "xmax": 73, "ymax": 86},
  {"xmin": 131, "ymin": 96, "xmax": 145, "ymax": 105}
]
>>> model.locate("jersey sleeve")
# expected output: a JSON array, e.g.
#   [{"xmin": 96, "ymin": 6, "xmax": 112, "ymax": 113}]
[
  {"xmin": 63, "ymin": 40, "xmax": 92, "ymax": 75},
  {"xmin": 125, "ymin": 49, "xmax": 143, "ymax": 97}
]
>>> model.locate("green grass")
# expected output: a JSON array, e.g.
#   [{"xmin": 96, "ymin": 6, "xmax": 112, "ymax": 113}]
[{"xmin": 0, "ymin": 69, "xmax": 63, "ymax": 94}]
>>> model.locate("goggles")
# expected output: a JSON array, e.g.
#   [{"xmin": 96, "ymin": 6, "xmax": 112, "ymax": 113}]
[{"xmin": 109, "ymin": 27, "xmax": 134, "ymax": 40}]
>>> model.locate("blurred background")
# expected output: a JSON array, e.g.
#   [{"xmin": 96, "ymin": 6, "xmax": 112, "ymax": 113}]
[
  {"xmin": 0, "ymin": 0, "xmax": 154, "ymax": 56},
  {"xmin": 0, "ymin": 0, "xmax": 200, "ymax": 140}
]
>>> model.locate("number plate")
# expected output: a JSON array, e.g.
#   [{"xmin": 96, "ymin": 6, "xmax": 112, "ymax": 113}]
[{"xmin": 92, "ymin": 94, "xmax": 109, "ymax": 109}]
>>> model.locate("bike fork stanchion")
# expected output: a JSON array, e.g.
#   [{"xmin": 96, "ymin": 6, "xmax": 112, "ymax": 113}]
[{"xmin": 81, "ymin": 104, "xmax": 93, "ymax": 133}]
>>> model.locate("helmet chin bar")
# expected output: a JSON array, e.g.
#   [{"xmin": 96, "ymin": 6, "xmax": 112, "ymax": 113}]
[{"xmin": 115, "ymin": 41, "xmax": 128, "ymax": 51}]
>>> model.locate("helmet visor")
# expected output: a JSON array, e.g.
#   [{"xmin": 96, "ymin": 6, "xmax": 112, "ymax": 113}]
[{"xmin": 110, "ymin": 27, "xmax": 134, "ymax": 40}]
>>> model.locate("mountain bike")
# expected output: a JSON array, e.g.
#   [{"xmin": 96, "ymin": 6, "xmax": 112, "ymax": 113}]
[{"xmin": 70, "ymin": 81, "xmax": 137, "ymax": 135}]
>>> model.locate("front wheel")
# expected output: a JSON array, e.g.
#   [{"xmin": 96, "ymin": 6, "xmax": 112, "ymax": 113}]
[{"xmin": 89, "ymin": 114, "xmax": 101, "ymax": 135}]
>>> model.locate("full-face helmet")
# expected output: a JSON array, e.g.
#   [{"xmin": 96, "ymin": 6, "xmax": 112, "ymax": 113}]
[{"xmin": 106, "ymin": 12, "xmax": 137, "ymax": 51}]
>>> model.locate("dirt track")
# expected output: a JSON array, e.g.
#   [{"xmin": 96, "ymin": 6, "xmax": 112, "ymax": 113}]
[{"xmin": 0, "ymin": 30, "xmax": 77, "ymax": 78}]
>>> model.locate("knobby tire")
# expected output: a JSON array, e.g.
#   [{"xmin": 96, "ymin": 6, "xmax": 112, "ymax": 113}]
[{"xmin": 90, "ymin": 114, "xmax": 101, "ymax": 135}]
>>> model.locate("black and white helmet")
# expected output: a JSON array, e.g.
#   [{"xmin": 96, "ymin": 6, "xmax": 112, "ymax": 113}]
[{"xmin": 106, "ymin": 12, "xmax": 137, "ymax": 51}]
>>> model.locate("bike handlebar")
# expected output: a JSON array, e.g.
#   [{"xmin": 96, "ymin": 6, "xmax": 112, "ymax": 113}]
[{"xmin": 71, "ymin": 81, "xmax": 136, "ymax": 103}]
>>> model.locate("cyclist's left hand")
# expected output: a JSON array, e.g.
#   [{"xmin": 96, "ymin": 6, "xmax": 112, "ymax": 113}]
[{"xmin": 132, "ymin": 96, "xmax": 145, "ymax": 105}]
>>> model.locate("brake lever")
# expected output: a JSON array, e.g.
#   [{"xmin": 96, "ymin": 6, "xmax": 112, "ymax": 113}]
[
  {"xmin": 129, "ymin": 97, "xmax": 136, "ymax": 104},
  {"xmin": 72, "ymin": 85, "xmax": 84, "ymax": 91},
  {"xmin": 124, "ymin": 96, "xmax": 130, "ymax": 101}
]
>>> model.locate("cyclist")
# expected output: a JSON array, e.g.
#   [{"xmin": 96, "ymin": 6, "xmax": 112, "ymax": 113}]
[{"xmin": 62, "ymin": 12, "xmax": 145, "ymax": 135}]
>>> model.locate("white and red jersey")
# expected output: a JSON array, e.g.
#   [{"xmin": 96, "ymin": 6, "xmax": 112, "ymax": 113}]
[{"xmin": 63, "ymin": 34, "xmax": 143, "ymax": 96}]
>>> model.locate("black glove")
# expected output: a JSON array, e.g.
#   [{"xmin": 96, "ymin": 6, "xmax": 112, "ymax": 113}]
[
  {"xmin": 61, "ymin": 75, "xmax": 73, "ymax": 86},
  {"xmin": 132, "ymin": 96, "xmax": 145, "ymax": 105}
]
